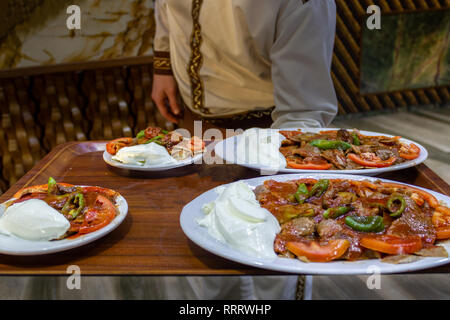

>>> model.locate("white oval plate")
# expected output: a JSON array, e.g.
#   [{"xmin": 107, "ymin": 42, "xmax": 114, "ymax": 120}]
[
  {"xmin": 103, "ymin": 150, "xmax": 203, "ymax": 172},
  {"xmin": 0, "ymin": 189, "xmax": 128, "ymax": 256},
  {"xmin": 214, "ymin": 128, "xmax": 428, "ymax": 176},
  {"xmin": 180, "ymin": 173, "xmax": 449, "ymax": 275}
]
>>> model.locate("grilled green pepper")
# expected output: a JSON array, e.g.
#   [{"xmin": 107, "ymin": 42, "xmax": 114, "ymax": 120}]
[
  {"xmin": 352, "ymin": 133, "xmax": 361, "ymax": 146},
  {"xmin": 387, "ymin": 193, "xmax": 406, "ymax": 218},
  {"xmin": 294, "ymin": 183, "xmax": 309, "ymax": 204},
  {"xmin": 62, "ymin": 192, "xmax": 85, "ymax": 220},
  {"xmin": 144, "ymin": 134, "xmax": 164, "ymax": 144},
  {"xmin": 344, "ymin": 216, "xmax": 384, "ymax": 232},
  {"xmin": 309, "ymin": 179, "xmax": 330, "ymax": 198},
  {"xmin": 323, "ymin": 206, "xmax": 352, "ymax": 219},
  {"xmin": 47, "ymin": 177, "xmax": 57, "ymax": 194},
  {"xmin": 309, "ymin": 139, "xmax": 352, "ymax": 151},
  {"xmin": 136, "ymin": 130, "xmax": 145, "ymax": 139}
]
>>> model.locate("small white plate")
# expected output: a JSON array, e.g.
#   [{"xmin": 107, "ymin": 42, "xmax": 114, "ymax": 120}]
[
  {"xmin": 103, "ymin": 151, "xmax": 203, "ymax": 171},
  {"xmin": 214, "ymin": 128, "xmax": 428, "ymax": 176},
  {"xmin": 180, "ymin": 173, "xmax": 449, "ymax": 275},
  {"xmin": 0, "ymin": 190, "xmax": 128, "ymax": 256}
]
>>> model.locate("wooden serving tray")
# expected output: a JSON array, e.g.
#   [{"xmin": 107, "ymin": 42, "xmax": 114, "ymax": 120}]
[{"xmin": 0, "ymin": 141, "xmax": 448, "ymax": 275}]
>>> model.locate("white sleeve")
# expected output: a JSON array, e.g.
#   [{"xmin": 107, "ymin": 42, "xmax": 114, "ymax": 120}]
[
  {"xmin": 154, "ymin": 0, "xmax": 170, "ymax": 52},
  {"xmin": 270, "ymin": 0, "xmax": 338, "ymax": 129}
]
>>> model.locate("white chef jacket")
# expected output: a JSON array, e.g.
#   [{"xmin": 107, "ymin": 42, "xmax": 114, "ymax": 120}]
[{"xmin": 153, "ymin": 0, "xmax": 338, "ymax": 128}]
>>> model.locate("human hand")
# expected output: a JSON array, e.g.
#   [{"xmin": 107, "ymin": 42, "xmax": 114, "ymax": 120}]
[{"xmin": 151, "ymin": 74, "xmax": 182, "ymax": 123}]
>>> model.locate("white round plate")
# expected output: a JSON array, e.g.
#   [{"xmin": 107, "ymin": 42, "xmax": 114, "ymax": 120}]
[
  {"xmin": 103, "ymin": 150, "xmax": 203, "ymax": 171},
  {"xmin": 214, "ymin": 128, "xmax": 428, "ymax": 176},
  {"xmin": 180, "ymin": 173, "xmax": 449, "ymax": 275},
  {"xmin": 0, "ymin": 189, "xmax": 128, "ymax": 256}
]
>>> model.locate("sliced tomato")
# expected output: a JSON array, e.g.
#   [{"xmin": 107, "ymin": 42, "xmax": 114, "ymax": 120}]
[
  {"xmin": 432, "ymin": 206, "xmax": 450, "ymax": 239},
  {"xmin": 436, "ymin": 226, "xmax": 450, "ymax": 240},
  {"xmin": 279, "ymin": 130, "xmax": 301, "ymax": 139},
  {"xmin": 78, "ymin": 195, "xmax": 117, "ymax": 235},
  {"xmin": 106, "ymin": 137, "xmax": 133, "ymax": 155},
  {"xmin": 287, "ymin": 161, "xmax": 333, "ymax": 170},
  {"xmin": 410, "ymin": 192, "xmax": 425, "ymax": 206},
  {"xmin": 13, "ymin": 192, "xmax": 47, "ymax": 204},
  {"xmin": 360, "ymin": 235, "xmax": 422, "ymax": 255},
  {"xmin": 347, "ymin": 153, "xmax": 396, "ymax": 168},
  {"xmin": 399, "ymin": 143, "xmax": 421, "ymax": 160},
  {"xmin": 144, "ymin": 127, "xmax": 162, "ymax": 139},
  {"xmin": 285, "ymin": 239, "xmax": 350, "ymax": 262},
  {"xmin": 80, "ymin": 186, "xmax": 118, "ymax": 199}
]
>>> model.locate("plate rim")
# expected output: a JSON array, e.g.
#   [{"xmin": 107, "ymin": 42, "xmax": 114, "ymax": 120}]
[
  {"xmin": 180, "ymin": 173, "xmax": 449, "ymax": 275},
  {"xmin": 214, "ymin": 127, "xmax": 429, "ymax": 176},
  {"xmin": 103, "ymin": 149, "xmax": 203, "ymax": 171},
  {"xmin": 0, "ymin": 188, "xmax": 128, "ymax": 256}
]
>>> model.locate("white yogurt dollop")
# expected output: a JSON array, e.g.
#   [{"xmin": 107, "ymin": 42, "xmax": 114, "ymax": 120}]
[
  {"xmin": 112, "ymin": 142, "xmax": 177, "ymax": 166},
  {"xmin": 236, "ymin": 128, "xmax": 286, "ymax": 170},
  {"xmin": 0, "ymin": 199, "xmax": 70, "ymax": 241},
  {"xmin": 197, "ymin": 181, "xmax": 280, "ymax": 259}
]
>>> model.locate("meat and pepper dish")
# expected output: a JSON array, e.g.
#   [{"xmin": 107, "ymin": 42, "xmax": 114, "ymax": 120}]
[
  {"xmin": 279, "ymin": 129, "xmax": 421, "ymax": 170},
  {"xmin": 7, "ymin": 177, "xmax": 121, "ymax": 239},
  {"xmin": 106, "ymin": 126, "xmax": 205, "ymax": 160},
  {"xmin": 255, "ymin": 178, "xmax": 449, "ymax": 262}
]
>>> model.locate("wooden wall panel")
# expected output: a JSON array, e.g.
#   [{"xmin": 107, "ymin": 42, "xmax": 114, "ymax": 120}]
[
  {"xmin": 82, "ymin": 68, "xmax": 134, "ymax": 140},
  {"xmin": 0, "ymin": 77, "xmax": 43, "ymax": 188},
  {"xmin": 128, "ymin": 65, "xmax": 173, "ymax": 133},
  {"xmin": 33, "ymin": 73, "xmax": 87, "ymax": 151},
  {"xmin": 332, "ymin": 0, "xmax": 450, "ymax": 114}
]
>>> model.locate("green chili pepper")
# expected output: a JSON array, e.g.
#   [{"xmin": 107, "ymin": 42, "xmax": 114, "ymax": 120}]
[
  {"xmin": 387, "ymin": 193, "xmax": 406, "ymax": 218},
  {"xmin": 47, "ymin": 177, "xmax": 57, "ymax": 194},
  {"xmin": 352, "ymin": 133, "xmax": 361, "ymax": 146},
  {"xmin": 323, "ymin": 206, "xmax": 352, "ymax": 219},
  {"xmin": 309, "ymin": 139, "xmax": 352, "ymax": 151},
  {"xmin": 309, "ymin": 179, "xmax": 330, "ymax": 198},
  {"xmin": 344, "ymin": 216, "xmax": 384, "ymax": 232},
  {"xmin": 62, "ymin": 192, "xmax": 85, "ymax": 220},
  {"xmin": 144, "ymin": 134, "xmax": 164, "ymax": 144},
  {"xmin": 162, "ymin": 129, "xmax": 169, "ymax": 134},
  {"xmin": 294, "ymin": 183, "xmax": 309, "ymax": 204},
  {"xmin": 136, "ymin": 130, "xmax": 145, "ymax": 139}
]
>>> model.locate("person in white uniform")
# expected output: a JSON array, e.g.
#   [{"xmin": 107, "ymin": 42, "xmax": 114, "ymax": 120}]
[
  {"xmin": 150, "ymin": 0, "xmax": 337, "ymax": 299},
  {"xmin": 152, "ymin": 0, "xmax": 337, "ymax": 130}
]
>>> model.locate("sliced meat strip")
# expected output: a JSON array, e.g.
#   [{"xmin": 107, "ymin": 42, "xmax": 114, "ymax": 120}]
[
  {"xmin": 321, "ymin": 149, "xmax": 347, "ymax": 169},
  {"xmin": 387, "ymin": 195, "xmax": 436, "ymax": 244},
  {"xmin": 337, "ymin": 129, "xmax": 353, "ymax": 144},
  {"xmin": 291, "ymin": 144, "xmax": 321, "ymax": 158},
  {"xmin": 375, "ymin": 148, "xmax": 398, "ymax": 161}
]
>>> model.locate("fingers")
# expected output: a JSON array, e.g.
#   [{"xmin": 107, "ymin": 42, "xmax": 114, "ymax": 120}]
[
  {"xmin": 152, "ymin": 91, "xmax": 179, "ymax": 123},
  {"xmin": 166, "ymin": 89, "xmax": 182, "ymax": 117}
]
